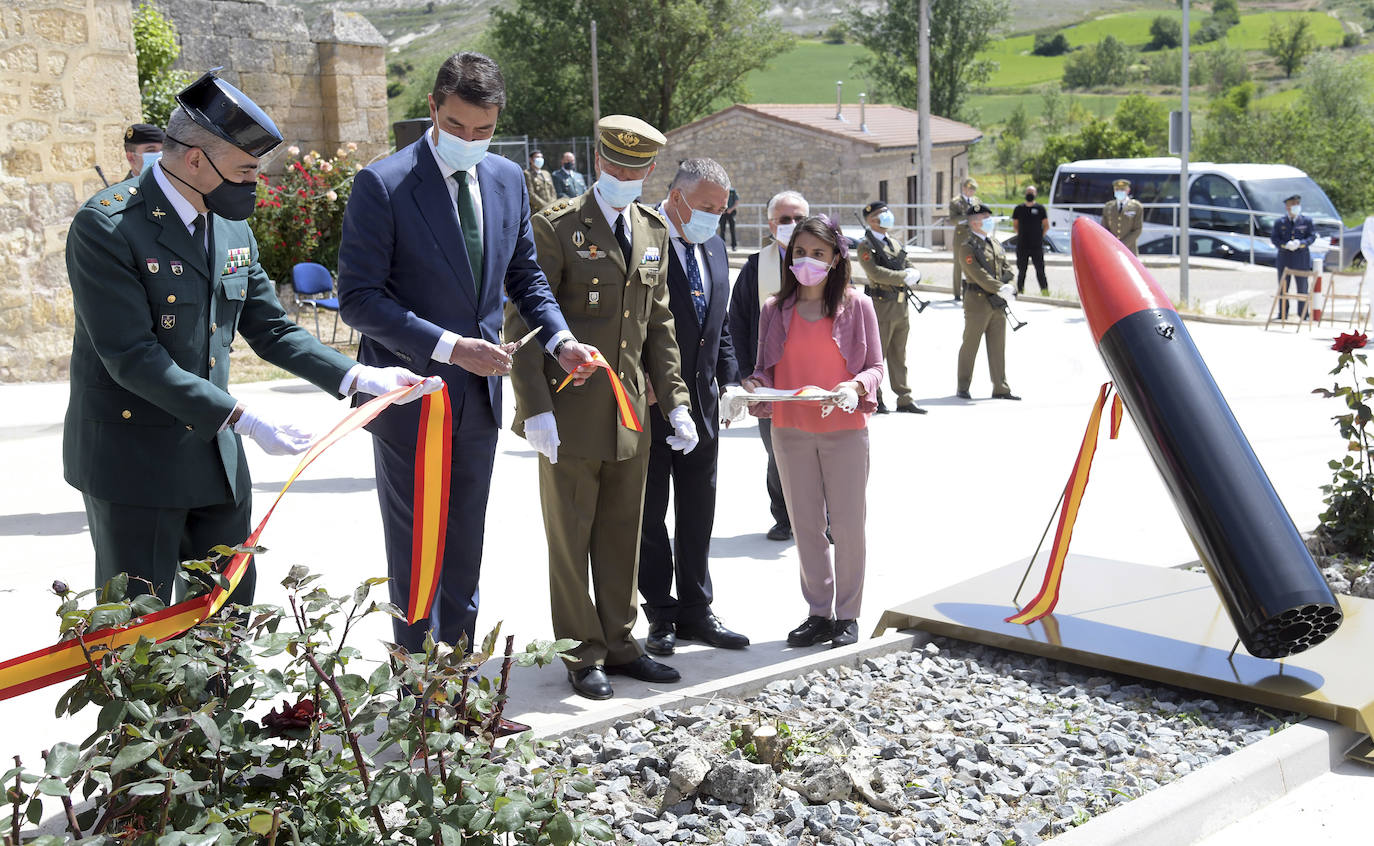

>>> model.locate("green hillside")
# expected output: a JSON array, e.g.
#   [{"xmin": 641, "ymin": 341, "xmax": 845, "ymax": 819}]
[{"xmin": 736, "ymin": 41, "xmax": 872, "ymax": 104}]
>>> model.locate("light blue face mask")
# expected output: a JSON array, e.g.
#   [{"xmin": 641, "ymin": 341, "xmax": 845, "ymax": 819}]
[
  {"xmin": 141, "ymin": 152, "xmax": 161, "ymax": 173},
  {"xmin": 675, "ymin": 192, "xmax": 721, "ymax": 243},
  {"xmin": 434, "ymin": 126, "xmax": 490, "ymax": 172},
  {"xmin": 596, "ymin": 172, "xmax": 644, "ymax": 209},
  {"xmin": 877, "ymin": 210, "xmax": 895, "ymax": 229},
  {"xmin": 1114, "ymin": 190, "xmax": 1128, "ymax": 202}
]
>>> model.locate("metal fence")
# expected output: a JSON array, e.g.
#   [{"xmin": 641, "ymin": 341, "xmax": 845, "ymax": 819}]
[{"xmin": 488, "ymin": 135, "xmax": 596, "ymax": 191}]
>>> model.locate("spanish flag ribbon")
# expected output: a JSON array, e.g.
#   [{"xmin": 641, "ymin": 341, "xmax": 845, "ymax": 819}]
[
  {"xmin": 1005, "ymin": 382, "xmax": 1123, "ymax": 625},
  {"xmin": 407, "ymin": 386, "xmax": 452, "ymax": 624},
  {"xmin": 555, "ymin": 351, "xmax": 642, "ymax": 432},
  {"xmin": 0, "ymin": 383, "xmax": 451, "ymax": 702}
]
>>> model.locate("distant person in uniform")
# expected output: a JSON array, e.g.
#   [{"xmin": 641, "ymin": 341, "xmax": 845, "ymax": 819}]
[
  {"xmin": 856, "ymin": 200, "xmax": 925, "ymax": 414},
  {"xmin": 123, "ymin": 123, "xmax": 164, "ymax": 179},
  {"xmin": 729, "ymin": 190, "xmax": 809, "ymax": 542},
  {"xmin": 1011, "ymin": 185, "xmax": 1049, "ymax": 294},
  {"xmin": 956, "ymin": 204, "xmax": 1020, "ymax": 401},
  {"xmin": 506, "ymin": 115, "xmax": 696, "ymax": 701},
  {"xmin": 64, "ymin": 72, "xmax": 434, "ymax": 607},
  {"xmin": 551, "ymin": 151, "xmax": 587, "ymax": 198},
  {"xmin": 741, "ymin": 214, "xmax": 884, "ymax": 650},
  {"xmin": 949, "ymin": 177, "xmax": 980, "ymax": 302},
  {"xmin": 1271, "ymin": 193, "xmax": 1317, "ymax": 319},
  {"xmin": 524, "ymin": 148, "xmax": 557, "ymax": 212},
  {"xmin": 717, "ymin": 186, "xmax": 739, "ymax": 249},
  {"xmin": 1101, "ymin": 178, "xmax": 1144, "ymax": 254}
]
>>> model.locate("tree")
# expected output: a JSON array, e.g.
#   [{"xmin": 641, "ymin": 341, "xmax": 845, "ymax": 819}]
[
  {"xmin": 1147, "ymin": 16, "xmax": 1182, "ymax": 51},
  {"xmin": 1143, "ymin": 48, "xmax": 1182, "ymax": 86},
  {"xmin": 1268, "ymin": 16, "xmax": 1316, "ymax": 78},
  {"xmin": 486, "ymin": 0, "xmax": 792, "ymax": 138},
  {"xmin": 1212, "ymin": 0, "xmax": 1240, "ymax": 28},
  {"xmin": 992, "ymin": 131, "xmax": 1024, "ymax": 197},
  {"xmin": 1062, "ymin": 35, "xmax": 1133, "ymax": 89},
  {"xmin": 1005, "ymin": 102, "xmax": 1030, "ymax": 142},
  {"xmin": 1114, "ymin": 93, "xmax": 1168, "ymax": 152},
  {"xmin": 1032, "ymin": 32, "xmax": 1070, "ymax": 57},
  {"xmin": 1301, "ymin": 51, "xmax": 1372, "ymax": 125},
  {"xmin": 1195, "ymin": 39, "xmax": 1249, "ymax": 94},
  {"xmin": 1040, "ymin": 85, "xmax": 1070, "ymax": 135},
  {"xmin": 1026, "ymin": 119, "xmax": 1150, "ymax": 191},
  {"xmin": 849, "ymin": 0, "xmax": 1011, "ymax": 121},
  {"xmin": 131, "ymin": 2, "xmax": 192, "ymax": 127}
]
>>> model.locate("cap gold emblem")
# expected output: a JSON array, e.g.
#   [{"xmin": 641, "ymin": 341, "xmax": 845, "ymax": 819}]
[{"xmin": 615, "ymin": 131, "xmax": 641, "ymax": 148}]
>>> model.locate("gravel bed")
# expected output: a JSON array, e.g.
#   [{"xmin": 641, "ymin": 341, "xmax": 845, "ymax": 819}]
[{"xmin": 496, "ymin": 636, "xmax": 1294, "ymax": 846}]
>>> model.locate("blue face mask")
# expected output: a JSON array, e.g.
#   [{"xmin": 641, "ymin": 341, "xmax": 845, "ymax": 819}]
[
  {"xmin": 1114, "ymin": 190, "xmax": 1127, "ymax": 202},
  {"xmin": 596, "ymin": 172, "xmax": 644, "ymax": 209},
  {"xmin": 433, "ymin": 126, "xmax": 490, "ymax": 172},
  {"xmin": 877, "ymin": 210, "xmax": 895, "ymax": 229},
  {"xmin": 675, "ymin": 192, "xmax": 721, "ymax": 243},
  {"xmin": 141, "ymin": 152, "xmax": 161, "ymax": 173}
]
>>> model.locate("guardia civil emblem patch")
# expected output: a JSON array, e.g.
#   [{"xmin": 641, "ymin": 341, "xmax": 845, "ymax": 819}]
[
  {"xmin": 145, "ymin": 258, "xmax": 159, "ymax": 274},
  {"xmin": 160, "ymin": 314, "xmax": 175, "ymax": 330},
  {"xmin": 170, "ymin": 261, "xmax": 183, "ymax": 276}
]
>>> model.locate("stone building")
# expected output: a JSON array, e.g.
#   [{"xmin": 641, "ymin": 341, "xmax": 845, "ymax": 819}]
[{"xmin": 643, "ymin": 102, "xmax": 982, "ymax": 248}]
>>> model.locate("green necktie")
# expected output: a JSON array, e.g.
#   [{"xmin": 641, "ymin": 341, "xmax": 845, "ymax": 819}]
[{"xmin": 454, "ymin": 171, "xmax": 483, "ymax": 295}]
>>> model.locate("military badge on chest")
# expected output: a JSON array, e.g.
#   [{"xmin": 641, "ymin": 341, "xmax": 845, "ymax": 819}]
[
  {"xmin": 145, "ymin": 258, "xmax": 160, "ymax": 274},
  {"xmin": 160, "ymin": 314, "xmax": 175, "ymax": 330},
  {"xmin": 170, "ymin": 260, "xmax": 183, "ymax": 276},
  {"xmin": 223, "ymin": 246, "xmax": 251, "ymax": 275}
]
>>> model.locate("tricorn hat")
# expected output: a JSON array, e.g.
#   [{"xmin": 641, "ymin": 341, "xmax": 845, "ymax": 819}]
[
  {"xmin": 597, "ymin": 115, "xmax": 666, "ymax": 169},
  {"xmin": 124, "ymin": 123, "xmax": 164, "ymax": 146},
  {"xmin": 175, "ymin": 70, "xmax": 283, "ymax": 158},
  {"xmin": 967, "ymin": 203, "xmax": 993, "ymax": 216}
]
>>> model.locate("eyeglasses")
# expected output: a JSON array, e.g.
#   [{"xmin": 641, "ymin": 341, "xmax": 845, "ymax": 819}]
[{"xmin": 772, "ymin": 215, "xmax": 805, "ymax": 224}]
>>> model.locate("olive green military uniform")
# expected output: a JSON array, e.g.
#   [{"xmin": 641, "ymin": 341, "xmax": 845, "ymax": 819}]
[
  {"xmin": 525, "ymin": 166, "xmax": 557, "ymax": 212},
  {"xmin": 856, "ymin": 233, "xmax": 914, "ymax": 407},
  {"xmin": 64, "ymin": 168, "xmax": 356, "ymax": 603},
  {"xmin": 505, "ymin": 192, "xmax": 690, "ymax": 672},
  {"xmin": 957, "ymin": 232, "xmax": 1014, "ymax": 397},
  {"xmin": 949, "ymin": 194, "xmax": 977, "ymax": 298},
  {"xmin": 1102, "ymin": 197, "xmax": 1145, "ymax": 254}
]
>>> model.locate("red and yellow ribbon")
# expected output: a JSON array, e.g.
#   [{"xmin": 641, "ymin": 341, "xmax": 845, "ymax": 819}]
[
  {"xmin": 0, "ymin": 383, "xmax": 451, "ymax": 702},
  {"xmin": 1006, "ymin": 382, "xmax": 1123, "ymax": 625},
  {"xmin": 556, "ymin": 351, "xmax": 642, "ymax": 432}
]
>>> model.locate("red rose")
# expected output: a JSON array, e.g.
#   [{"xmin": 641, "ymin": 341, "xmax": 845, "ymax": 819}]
[
  {"xmin": 1332, "ymin": 332, "xmax": 1368, "ymax": 353},
  {"xmin": 262, "ymin": 697, "xmax": 317, "ymax": 736}
]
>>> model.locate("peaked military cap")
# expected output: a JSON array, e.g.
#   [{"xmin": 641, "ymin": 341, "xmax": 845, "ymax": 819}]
[
  {"xmin": 1113, "ymin": 178, "xmax": 1131, "ymax": 189},
  {"xmin": 597, "ymin": 115, "xmax": 666, "ymax": 168},
  {"xmin": 175, "ymin": 70, "xmax": 283, "ymax": 158},
  {"xmin": 1284, "ymin": 193, "xmax": 1302, "ymax": 203},
  {"xmin": 124, "ymin": 123, "xmax": 164, "ymax": 146},
  {"xmin": 862, "ymin": 200, "xmax": 889, "ymax": 218}
]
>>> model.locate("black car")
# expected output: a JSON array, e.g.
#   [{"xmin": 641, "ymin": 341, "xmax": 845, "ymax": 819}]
[
  {"xmin": 1137, "ymin": 232, "xmax": 1279, "ymax": 267},
  {"xmin": 1001, "ymin": 230, "xmax": 1071, "ymax": 254}
]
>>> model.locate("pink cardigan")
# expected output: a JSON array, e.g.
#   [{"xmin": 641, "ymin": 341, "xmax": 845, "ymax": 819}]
[{"xmin": 749, "ymin": 289, "xmax": 885, "ymax": 417}]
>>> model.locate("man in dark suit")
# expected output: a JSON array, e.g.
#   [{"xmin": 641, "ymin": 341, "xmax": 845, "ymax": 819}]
[
  {"xmin": 639, "ymin": 159, "xmax": 749, "ymax": 657},
  {"xmin": 727, "ymin": 190, "xmax": 809, "ymax": 541},
  {"xmin": 64, "ymin": 72, "xmax": 434, "ymax": 607},
  {"xmin": 338, "ymin": 52, "xmax": 597, "ymax": 654}
]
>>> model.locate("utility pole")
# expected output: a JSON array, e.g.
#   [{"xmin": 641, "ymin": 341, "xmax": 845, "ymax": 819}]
[
  {"xmin": 917, "ymin": 0, "xmax": 933, "ymax": 248},
  {"xmin": 1180, "ymin": 0, "xmax": 1191, "ymax": 304},
  {"xmin": 590, "ymin": 19, "xmax": 600, "ymax": 181}
]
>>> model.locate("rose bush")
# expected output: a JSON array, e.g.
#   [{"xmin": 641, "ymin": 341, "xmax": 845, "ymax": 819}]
[
  {"xmin": 254, "ymin": 144, "xmax": 361, "ymax": 286},
  {"xmin": 1313, "ymin": 332, "xmax": 1374, "ymax": 557}
]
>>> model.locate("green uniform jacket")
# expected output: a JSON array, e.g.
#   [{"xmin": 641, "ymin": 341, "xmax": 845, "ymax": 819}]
[
  {"xmin": 962, "ymin": 233, "xmax": 1013, "ymax": 294},
  {"xmin": 1102, "ymin": 198, "xmax": 1145, "ymax": 253},
  {"xmin": 505, "ymin": 192, "xmax": 689, "ymax": 463},
  {"xmin": 524, "ymin": 167, "xmax": 557, "ymax": 212},
  {"xmin": 63, "ymin": 169, "xmax": 357, "ymax": 509},
  {"xmin": 950, "ymin": 194, "xmax": 977, "ymax": 244},
  {"xmin": 856, "ymin": 232, "xmax": 910, "ymax": 291}
]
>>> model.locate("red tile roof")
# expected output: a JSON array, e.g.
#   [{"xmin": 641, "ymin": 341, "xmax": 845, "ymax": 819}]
[{"xmin": 670, "ymin": 104, "xmax": 982, "ymax": 150}]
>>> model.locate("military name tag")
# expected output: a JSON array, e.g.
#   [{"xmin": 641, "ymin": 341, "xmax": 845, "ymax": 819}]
[
  {"xmin": 160, "ymin": 314, "xmax": 175, "ymax": 330},
  {"xmin": 1125, "ymin": 210, "xmax": 1136, "ymax": 217},
  {"xmin": 170, "ymin": 260, "xmax": 183, "ymax": 276},
  {"xmin": 145, "ymin": 258, "xmax": 159, "ymax": 274}
]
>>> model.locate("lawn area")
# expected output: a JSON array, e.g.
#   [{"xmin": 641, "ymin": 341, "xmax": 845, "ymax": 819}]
[
  {"xmin": 969, "ymin": 92, "xmax": 1181, "ymax": 125},
  {"xmin": 736, "ymin": 40, "xmax": 874, "ymax": 104}
]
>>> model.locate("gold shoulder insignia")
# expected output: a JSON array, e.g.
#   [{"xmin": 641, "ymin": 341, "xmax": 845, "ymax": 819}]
[
  {"xmin": 100, "ymin": 199, "xmax": 111, "ymax": 206},
  {"xmin": 113, "ymin": 193, "xmax": 124, "ymax": 202}
]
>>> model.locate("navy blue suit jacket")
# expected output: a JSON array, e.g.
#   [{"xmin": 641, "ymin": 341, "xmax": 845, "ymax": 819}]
[
  {"xmin": 1271, "ymin": 213, "xmax": 1316, "ymax": 273},
  {"xmin": 664, "ymin": 233, "xmax": 739, "ymax": 440},
  {"xmin": 338, "ymin": 138, "xmax": 569, "ymax": 445}
]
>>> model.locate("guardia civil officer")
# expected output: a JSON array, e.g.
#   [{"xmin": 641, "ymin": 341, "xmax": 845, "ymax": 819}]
[
  {"xmin": 856, "ymin": 200, "xmax": 925, "ymax": 414},
  {"xmin": 948, "ymin": 177, "xmax": 980, "ymax": 302},
  {"xmin": 1271, "ymin": 193, "xmax": 1317, "ymax": 319},
  {"xmin": 1101, "ymin": 178, "xmax": 1144, "ymax": 254},
  {"xmin": 64, "ymin": 72, "xmax": 436, "ymax": 606},
  {"xmin": 505, "ymin": 115, "xmax": 696, "ymax": 700},
  {"xmin": 956, "ymin": 204, "xmax": 1020, "ymax": 401},
  {"xmin": 123, "ymin": 123, "xmax": 164, "ymax": 179}
]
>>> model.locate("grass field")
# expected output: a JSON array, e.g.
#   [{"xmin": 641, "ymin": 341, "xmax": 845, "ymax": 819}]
[{"xmin": 737, "ymin": 40, "xmax": 873, "ymax": 104}]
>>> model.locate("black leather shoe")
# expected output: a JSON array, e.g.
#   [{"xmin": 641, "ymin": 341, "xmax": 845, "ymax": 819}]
[
  {"xmin": 831, "ymin": 619, "xmax": 859, "ymax": 647},
  {"xmin": 787, "ymin": 616, "xmax": 834, "ymax": 647},
  {"xmin": 875, "ymin": 400, "xmax": 890, "ymax": 414},
  {"xmin": 568, "ymin": 666, "xmax": 613, "ymax": 700},
  {"xmin": 895, "ymin": 403, "xmax": 927, "ymax": 415},
  {"xmin": 677, "ymin": 615, "xmax": 750, "ymax": 649},
  {"xmin": 645, "ymin": 621, "xmax": 676, "ymax": 656},
  {"xmin": 992, "ymin": 393, "xmax": 1022, "ymax": 401},
  {"xmin": 956, "ymin": 390, "xmax": 972, "ymax": 399},
  {"xmin": 604, "ymin": 655, "xmax": 681, "ymax": 683},
  {"xmin": 766, "ymin": 523, "xmax": 793, "ymax": 541}
]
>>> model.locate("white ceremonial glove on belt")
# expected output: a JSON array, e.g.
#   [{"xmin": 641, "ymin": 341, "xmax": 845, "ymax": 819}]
[
  {"xmin": 998, "ymin": 283, "xmax": 1017, "ymax": 301},
  {"xmin": 524, "ymin": 412, "xmax": 560, "ymax": 464},
  {"xmin": 666, "ymin": 405, "xmax": 699, "ymax": 455},
  {"xmin": 234, "ymin": 408, "xmax": 316, "ymax": 456},
  {"xmin": 353, "ymin": 366, "xmax": 443, "ymax": 404},
  {"xmin": 1285, "ymin": 239, "xmax": 1301, "ymax": 251},
  {"xmin": 834, "ymin": 385, "xmax": 859, "ymax": 414}
]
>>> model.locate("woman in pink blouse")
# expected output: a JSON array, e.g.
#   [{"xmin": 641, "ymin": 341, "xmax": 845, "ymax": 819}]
[{"xmin": 741, "ymin": 215, "xmax": 884, "ymax": 648}]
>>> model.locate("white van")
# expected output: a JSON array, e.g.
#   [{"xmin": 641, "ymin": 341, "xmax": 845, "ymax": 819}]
[{"xmin": 1048, "ymin": 158, "xmax": 1344, "ymax": 246}]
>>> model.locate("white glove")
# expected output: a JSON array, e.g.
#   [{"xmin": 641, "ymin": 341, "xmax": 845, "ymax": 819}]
[
  {"xmin": 524, "ymin": 412, "xmax": 559, "ymax": 464},
  {"xmin": 834, "ymin": 384, "xmax": 858, "ymax": 413},
  {"xmin": 719, "ymin": 385, "xmax": 750, "ymax": 425},
  {"xmin": 1285, "ymin": 239, "xmax": 1301, "ymax": 251},
  {"xmin": 233, "ymin": 407, "xmax": 316, "ymax": 456},
  {"xmin": 666, "ymin": 405, "xmax": 699, "ymax": 455},
  {"xmin": 904, "ymin": 268, "xmax": 922, "ymax": 286},
  {"xmin": 998, "ymin": 283, "xmax": 1016, "ymax": 301},
  {"xmin": 353, "ymin": 366, "xmax": 443, "ymax": 404}
]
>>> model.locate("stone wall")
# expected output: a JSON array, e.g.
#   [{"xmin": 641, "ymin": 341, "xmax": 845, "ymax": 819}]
[{"xmin": 0, "ymin": 0, "xmax": 141, "ymax": 382}]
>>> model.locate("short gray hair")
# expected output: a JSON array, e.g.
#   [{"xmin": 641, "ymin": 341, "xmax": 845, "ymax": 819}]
[
  {"xmin": 161, "ymin": 107, "xmax": 237, "ymax": 161},
  {"xmin": 767, "ymin": 190, "xmax": 808, "ymax": 219},
  {"xmin": 668, "ymin": 157, "xmax": 730, "ymax": 194}
]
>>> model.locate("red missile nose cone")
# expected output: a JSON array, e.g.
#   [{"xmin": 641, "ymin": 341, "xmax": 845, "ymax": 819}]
[{"xmin": 1072, "ymin": 217, "xmax": 1175, "ymax": 343}]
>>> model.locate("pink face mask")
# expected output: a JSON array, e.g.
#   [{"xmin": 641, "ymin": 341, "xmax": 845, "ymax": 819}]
[{"xmin": 791, "ymin": 257, "xmax": 831, "ymax": 287}]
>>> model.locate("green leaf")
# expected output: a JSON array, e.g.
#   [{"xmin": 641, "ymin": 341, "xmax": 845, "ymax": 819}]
[
  {"xmin": 43, "ymin": 742, "xmax": 79, "ymax": 778},
  {"xmin": 36, "ymin": 776, "xmax": 68, "ymax": 797},
  {"xmin": 335, "ymin": 673, "xmax": 368, "ymax": 701},
  {"xmin": 492, "ymin": 795, "xmax": 527, "ymax": 831},
  {"xmin": 191, "ymin": 711, "xmax": 221, "ymax": 753},
  {"xmin": 545, "ymin": 811, "xmax": 575, "ymax": 845},
  {"xmin": 128, "ymin": 781, "xmax": 165, "ymax": 797},
  {"xmin": 110, "ymin": 741, "xmax": 158, "ymax": 776},
  {"xmin": 89, "ymin": 602, "xmax": 132, "ymax": 630},
  {"xmin": 26, "ymin": 796, "xmax": 42, "ymax": 825},
  {"xmin": 582, "ymin": 817, "xmax": 614, "ymax": 841},
  {"xmin": 248, "ymin": 813, "xmax": 275, "ymax": 834}
]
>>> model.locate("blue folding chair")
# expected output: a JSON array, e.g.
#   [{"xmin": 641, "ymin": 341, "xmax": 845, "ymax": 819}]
[{"xmin": 290, "ymin": 262, "xmax": 352, "ymax": 344}]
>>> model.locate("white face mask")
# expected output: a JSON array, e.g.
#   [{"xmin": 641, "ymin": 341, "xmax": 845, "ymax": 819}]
[
  {"xmin": 433, "ymin": 125, "xmax": 490, "ymax": 172},
  {"xmin": 1114, "ymin": 190, "xmax": 1128, "ymax": 202},
  {"xmin": 1289, "ymin": 205, "xmax": 1301, "ymax": 217},
  {"xmin": 775, "ymin": 222, "xmax": 796, "ymax": 246},
  {"xmin": 532, "ymin": 156, "xmax": 544, "ymax": 169}
]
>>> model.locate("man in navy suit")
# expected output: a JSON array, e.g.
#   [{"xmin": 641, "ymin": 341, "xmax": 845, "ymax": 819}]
[
  {"xmin": 638, "ymin": 158, "xmax": 749, "ymax": 657},
  {"xmin": 338, "ymin": 52, "xmax": 597, "ymax": 655}
]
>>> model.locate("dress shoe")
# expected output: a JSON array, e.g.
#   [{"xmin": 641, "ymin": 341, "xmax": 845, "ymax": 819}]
[
  {"xmin": 568, "ymin": 666, "xmax": 613, "ymax": 700},
  {"xmin": 875, "ymin": 400, "xmax": 890, "ymax": 414},
  {"xmin": 787, "ymin": 616, "xmax": 834, "ymax": 647},
  {"xmin": 645, "ymin": 621, "xmax": 676, "ymax": 656},
  {"xmin": 895, "ymin": 403, "xmax": 927, "ymax": 415},
  {"xmin": 992, "ymin": 393, "xmax": 1022, "ymax": 401},
  {"xmin": 605, "ymin": 654, "xmax": 681, "ymax": 683},
  {"xmin": 956, "ymin": 390, "xmax": 972, "ymax": 400},
  {"xmin": 677, "ymin": 614, "xmax": 750, "ymax": 649},
  {"xmin": 831, "ymin": 619, "xmax": 859, "ymax": 647},
  {"xmin": 766, "ymin": 523, "xmax": 793, "ymax": 541}
]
